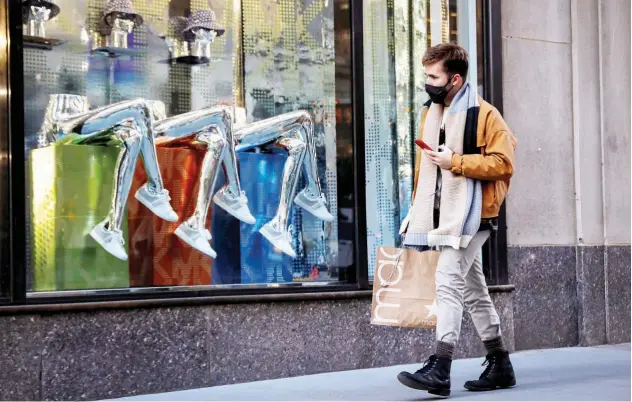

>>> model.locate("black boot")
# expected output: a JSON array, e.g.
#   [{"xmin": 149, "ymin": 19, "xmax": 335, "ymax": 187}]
[
  {"xmin": 464, "ymin": 351, "xmax": 516, "ymax": 391},
  {"xmin": 397, "ymin": 355, "xmax": 451, "ymax": 397}
]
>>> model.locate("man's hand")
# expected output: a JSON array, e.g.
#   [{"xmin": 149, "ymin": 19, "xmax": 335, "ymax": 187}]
[{"xmin": 426, "ymin": 145, "xmax": 454, "ymax": 170}]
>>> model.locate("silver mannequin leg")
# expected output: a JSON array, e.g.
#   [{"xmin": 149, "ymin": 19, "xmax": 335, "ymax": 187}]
[
  {"xmin": 266, "ymin": 131, "xmax": 307, "ymax": 231},
  {"xmin": 155, "ymin": 130, "xmax": 227, "ymax": 231},
  {"xmin": 233, "ymin": 110, "xmax": 334, "ymax": 257},
  {"xmin": 258, "ymin": 130, "xmax": 307, "ymax": 258},
  {"xmin": 294, "ymin": 114, "xmax": 321, "ymax": 197},
  {"xmin": 185, "ymin": 130, "xmax": 227, "ymax": 231},
  {"xmin": 151, "ymin": 105, "xmax": 255, "ymax": 228},
  {"xmin": 234, "ymin": 110, "xmax": 322, "ymax": 198},
  {"xmin": 220, "ymin": 121, "xmax": 243, "ymax": 199},
  {"xmin": 152, "ymin": 105, "xmax": 242, "ymax": 197},
  {"xmin": 39, "ymin": 94, "xmax": 178, "ymax": 260},
  {"xmin": 106, "ymin": 125, "xmax": 144, "ymax": 230},
  {"xmin": 78, "ymin": 98, "xmax": 165, "ymax": 195},
  {"xmin": 148, "ymin": 104, "xmax": 254, "ymax": 258},
  {"xmin": 47, "ymin": 97, "xmax": 170, "ymax": 231}
]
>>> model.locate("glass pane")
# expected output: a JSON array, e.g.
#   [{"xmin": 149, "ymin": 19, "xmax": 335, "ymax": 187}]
[
  {"xmin": 364, "ymin": 0, "xmax": 481, "ymax": 279},
  {"xmin": 23, "ymin": 0, "xmax": 353, "ymax": 295}
]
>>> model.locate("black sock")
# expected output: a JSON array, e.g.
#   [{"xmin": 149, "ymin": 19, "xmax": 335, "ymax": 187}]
[
  {"xmin": 483, "ymin": 336, "xmax": 507, "ymax": 354},
  {"xmin": 435, "ymin": 341, "xmax": 455, "ymax": 360}
]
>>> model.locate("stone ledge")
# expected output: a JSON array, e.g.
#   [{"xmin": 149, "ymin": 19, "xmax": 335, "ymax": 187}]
[
  {"xmin": 0, "ymin": 284, "xmax": 515, "ymax": 315},
  {"xmin": 0, "ymin": 296, "xmax": 516, "ymax": 400}
]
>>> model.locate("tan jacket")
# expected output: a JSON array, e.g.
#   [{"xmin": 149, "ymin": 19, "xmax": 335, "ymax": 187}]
[{"xmin": 413, "ymin": 97, "xmax": 517, "ymax": 219}]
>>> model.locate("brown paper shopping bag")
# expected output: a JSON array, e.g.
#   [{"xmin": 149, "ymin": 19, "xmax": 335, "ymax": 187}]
[{"xmin": 370, "ymin": 246, "xmax": 440, "ymax": 328}]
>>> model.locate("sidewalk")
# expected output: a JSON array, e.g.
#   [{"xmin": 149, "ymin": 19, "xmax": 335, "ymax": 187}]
[{"xmin": 117, "ymin": 344, "xmax": 630, "ymax": 401}]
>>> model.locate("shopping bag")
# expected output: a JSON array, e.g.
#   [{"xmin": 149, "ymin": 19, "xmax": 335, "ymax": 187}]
[{"xmin": 370, "ymin": 246, "xmax": 440, "ymax": 328}]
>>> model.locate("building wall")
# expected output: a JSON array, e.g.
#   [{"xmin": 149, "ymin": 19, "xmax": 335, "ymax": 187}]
[
  {"xmin": 502, "ymin": 0, "xmax": 631, "ymax": 349},
  {"xmin": 0, "ymin": 293, "xmax": 514, "ymax": 401}
]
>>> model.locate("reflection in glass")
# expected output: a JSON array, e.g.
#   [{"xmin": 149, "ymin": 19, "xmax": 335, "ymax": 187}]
[
  {"xmin": 23, "ymin": 0, "xmax": 353, "ymax": 295},
  {"xmin": 364, "ymin": 0, "xmax": 480, "ymax": 278}
]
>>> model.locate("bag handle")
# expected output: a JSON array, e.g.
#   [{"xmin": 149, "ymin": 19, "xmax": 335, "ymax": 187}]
[{"xmin": 383, "ymin": 249, "xmax": 404, "ymax": 287}]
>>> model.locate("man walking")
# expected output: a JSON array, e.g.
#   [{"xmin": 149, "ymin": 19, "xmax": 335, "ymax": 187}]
[{"xmin": 397, "ymin": 43, "xmax": 517, "ymax": 397}]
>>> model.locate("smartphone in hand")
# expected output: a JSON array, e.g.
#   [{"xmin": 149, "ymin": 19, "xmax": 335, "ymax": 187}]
[{"xmin": 414, "ymin": 139, "xmax": 434, "ymax": 152}]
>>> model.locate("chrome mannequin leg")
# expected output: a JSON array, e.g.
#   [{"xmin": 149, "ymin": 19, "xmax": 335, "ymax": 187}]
[
  {"xmin": 153, "ymin": 105, "xmax": 242, "ymax": 197},
  {"xmin": 234, "ymin": 110, "xmax": 321, "ymax": 197},
  {"xmin": 80, "ymin": 98, "xmax": 165, "ymax": 193},
  {"xmin": 106, "ymin": 125, "xmax": 144, "ymax": 231},
  {"xmin": 162, "ymin": 129, "xmax": 227, "ymax": 259},
  {"xmin": 259, "ymin": 130, "xmax": 307, "ymax": 258},
  {"xmin": 234, "ymin": 110, "xmax": 334, "ymax": 231},
  {"xmin": 220, "ymin": 119, "xmax": 243, "ymax": 199},
  {"xmin": 75, "ymin": 99, "xmax": 177, "ymax": 225},
  {"xmin": 40, "ymin": 95, "xmax": 179, "ymax": 260},
  {"xmin": 151, "ymin": 104, "xmax": 255, "ymax": 226},
  {"xmin": 183, "ymin": 131, "xmax": 227, "ymax": 232},
  {"xmin": 268, "ymin": 131, "xmax": 307, "ymax": 230}
]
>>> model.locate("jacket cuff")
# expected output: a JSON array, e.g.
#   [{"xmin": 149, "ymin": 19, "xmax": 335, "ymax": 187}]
[{"xmin": 451, "ymin": 154, "xmax": 463, "ymax": 175}]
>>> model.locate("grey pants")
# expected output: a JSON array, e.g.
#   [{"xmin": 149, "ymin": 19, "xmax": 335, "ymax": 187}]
[{"xmin": 435, "ymin": 230, "xmax": 501, "ymax": 345}]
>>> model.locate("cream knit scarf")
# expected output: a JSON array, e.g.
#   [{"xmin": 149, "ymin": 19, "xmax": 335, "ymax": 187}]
[{"xmin": 403, "ymin": 83, "xmax": 482, "ymax": 249}]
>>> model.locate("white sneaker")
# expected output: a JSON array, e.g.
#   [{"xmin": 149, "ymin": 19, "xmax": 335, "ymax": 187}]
[
  {"xmin": 213, "ymin": 188, "xmax": 256, "ymax": 224},
  {"xmin": 90, "ymin": 221, "xmax": 128, "ymax": 261},
  {"xmin": 294, "ymin": 189, "xmax": 334, "ymax": 222},
  {"xmin": 259, "ymin": 222, "xmax": 297, "ymax": 258},
  {"xmin": 134, "ymin": 183, "xmax": 179, "ymax": 222},
  {"xmin": 174, "ymin": 223, "xmax": 217, "ymax": 259}
]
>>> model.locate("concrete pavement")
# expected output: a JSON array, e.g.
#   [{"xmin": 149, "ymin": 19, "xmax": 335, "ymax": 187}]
[{"xmin": 116, "ymin": 344, "xmax": 630, "ymax": 401}]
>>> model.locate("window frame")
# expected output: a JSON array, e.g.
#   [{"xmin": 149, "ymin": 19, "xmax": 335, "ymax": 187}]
[
  {"xmin": 480, "ymin": 0, "xmax": 509, "ymax": 286},
  {"xmin": 0, "ymin": 0, "xmax": 12, "ymax": 304},
  {"xmin": 0, "ymin": 0, "xmax": 506, "ymax": 308}
]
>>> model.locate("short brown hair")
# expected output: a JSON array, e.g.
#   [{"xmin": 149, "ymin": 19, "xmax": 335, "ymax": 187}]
[{"xmin": 422, "ymin": 43, "xmax": 469, "ymax": 79}]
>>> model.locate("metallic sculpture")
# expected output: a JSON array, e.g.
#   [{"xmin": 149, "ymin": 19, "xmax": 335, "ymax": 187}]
[
  {"xmin": 147, "ymin": 104, "xmax": 332, "ymax": 259},
  {"xmin": 22, "ymin": 0, "xmax": 60, "ymax": 38},
  {"xmin": 147, "ymin": 102, "xmax": 254, "ymax": 259},
  {"xmin": 233, "ymin": 109, "xmax": 334, "ymax": 258},
  {"xmin": 37, "ymin": 95, "xmax": 331, "ymax": 260},
  {"xmin": 163, "ymin": 10, "xmax": 225, "ymax": 64},
  {"xmin": 164, "ymin": 16, "xmax": 189, "ymax": 60},
  {"xmin": 39, "ymin": 94, "xmax": 178, "ymax": 261},
  {"xmin": 182, "ymin": 10, "xmax": 224, "ymax": 61},
  {"xmin": 93, "ymin": 0, "xmax": 144, "ymax": 53},
  {"xmin": 104, "ymin": 17, "xmax": 135, "ymax": 49}
]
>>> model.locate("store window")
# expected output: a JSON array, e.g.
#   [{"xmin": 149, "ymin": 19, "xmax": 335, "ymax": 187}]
[
  {"xmin": 21, "ymin": 0, "xmax": 353, "ymax": 296},
  {"xmin": 363, "ymin": 0, "xmax": 484, "ymax": 278}
]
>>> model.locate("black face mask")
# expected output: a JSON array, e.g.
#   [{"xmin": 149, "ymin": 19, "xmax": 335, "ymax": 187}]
[{"xmin": 425, "ymin": 75, "xmax": 455, "ymax": 104}]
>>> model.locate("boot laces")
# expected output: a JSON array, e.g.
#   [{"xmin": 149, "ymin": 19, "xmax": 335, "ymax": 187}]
[
  {"xmin": 415, "ymin": 355, "xmax": 438, "ymax": 375},
  {"xmin": 481, "ymin": 355, "xmax": 497, "ymax": 379}
]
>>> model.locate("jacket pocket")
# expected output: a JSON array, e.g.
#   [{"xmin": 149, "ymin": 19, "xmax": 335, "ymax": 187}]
[
  {"xmin": 481, "ymin": 181, "xmax": 497, "ymax": 218},
  {"xmin": 495, "ymin": 180, "xmax": 508, "ymax": 208}
]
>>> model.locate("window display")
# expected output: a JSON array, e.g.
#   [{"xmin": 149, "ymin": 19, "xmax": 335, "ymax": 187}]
[{"xmin": 23, "ymin": 0, "xmax": 352, "ymax": 294}]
